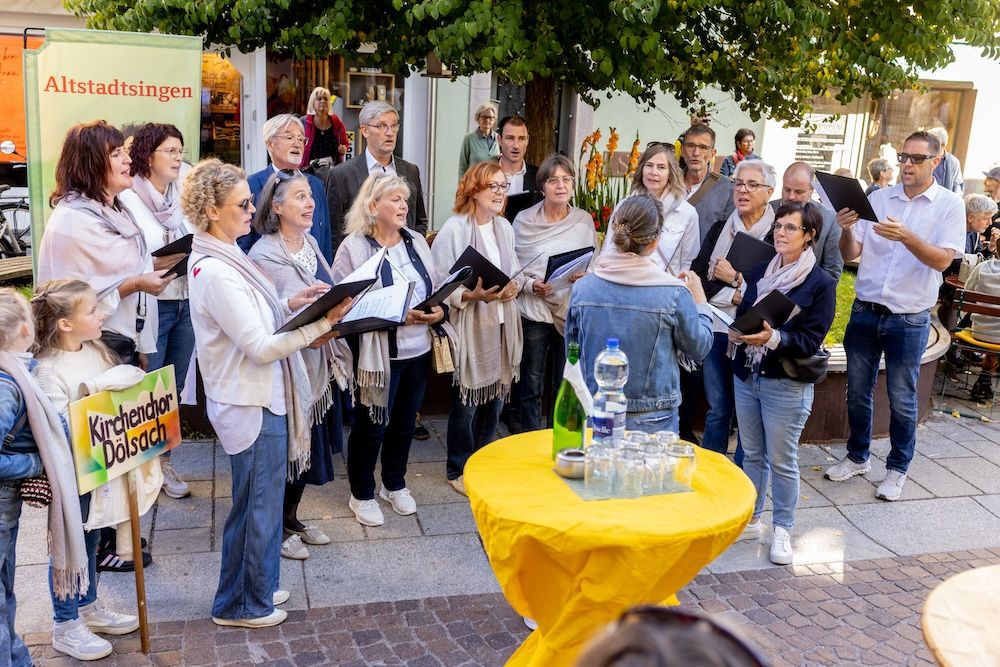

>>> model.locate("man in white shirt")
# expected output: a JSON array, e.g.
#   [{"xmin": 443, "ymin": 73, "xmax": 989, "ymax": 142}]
[
  {"xmin": 497, "ymin": 115, "xmax": 540, "ymax": 223},
  {"xmin": 825, "ymin": 130, "xmax": 966, "ymax": 501}
]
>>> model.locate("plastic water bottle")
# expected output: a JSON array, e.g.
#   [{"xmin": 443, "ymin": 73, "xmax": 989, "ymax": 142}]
[{"xmin": 592, "ymin": 338, "xmax": 628, "ymax": 445}]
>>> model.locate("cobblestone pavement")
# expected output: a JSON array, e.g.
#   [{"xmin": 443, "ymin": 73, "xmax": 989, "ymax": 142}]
[{"xmin": 25, "ymin": 546, "xmax": 1000, "ymax": 666}]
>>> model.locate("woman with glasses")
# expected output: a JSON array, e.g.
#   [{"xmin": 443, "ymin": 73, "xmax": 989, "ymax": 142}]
[
  {"xmin": 458, "ymin": 102, "xmax": 501, "ymax": 178},
  {"xmin": 299, "ymin": 86, "xmax": 350, "ymax": 169},
  {"xmin": 512, "ymin": 154, "xmax": 595, "ymax": 431},
  {"xmin": 332, "ymin": 175, "xmax": 448, "ymax": 522},
  {"xmin": 120, "ymin": 122, "xmax": 194, "ymax": 502},
  {"xmin": 691, "ymin": 160, "xmax": 776, "ymax": 456},
  {"xmin": 431, "ymin": 162, "xmax": 523, "ymax": 496},
  {"xmin": 247, "ymin": 171, "xmax": 353, "ymax": 561},
  {"xmin": 720, "ymin": 128, "xmax": 760, "ymax": 178},
  {"xmin": 182, "ymin": 159, "xmax": 351, "ymax": 628},
  {"xmin": 729, "ymin": 201, "xmax": 835, "ymax": 565},
  {"xmin": 600, "ymin": 143, "xmax": 699, "ymax": 276}
]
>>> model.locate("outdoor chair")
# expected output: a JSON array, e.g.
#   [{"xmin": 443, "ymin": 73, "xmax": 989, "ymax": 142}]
[{"xmin": 937, "ymin": 285, "xmax": 1000, "ymax": 417}]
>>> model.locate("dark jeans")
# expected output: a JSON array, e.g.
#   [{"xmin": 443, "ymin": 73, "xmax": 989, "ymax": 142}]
[
  {"xmin": 347, "ymin": 353, "xmax": 430, "ymax": 500},
  {"xmin": 844, "ymin": 303, "xmax": 931, "ymax": 473},
  {"xmin": 702, "ymin": 333, "xmax": 736, "ymax": 454},
  {"xmin": 447, "ymin": 390, "xmax": 504, "ymax": 480},
  {"xmin": 50, "ymin": 493, "xmax": 98, "ymax": 623},
  {"xmin": 518, "ymin": 318, "xmax": 565, "ymax": 431}
]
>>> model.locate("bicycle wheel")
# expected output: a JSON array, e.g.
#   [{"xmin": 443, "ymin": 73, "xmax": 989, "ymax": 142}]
[{"xmin": 0, "ymin": 203, "xmax": 30, "ymax": 255}]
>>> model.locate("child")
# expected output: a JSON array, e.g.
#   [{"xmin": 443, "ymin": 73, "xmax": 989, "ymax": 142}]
[
  {"xmin": 0, "ymin": 288, "xmax": 89, "ymax": 665},
  {"xmin": 32, "ymin": 280, "xmax": 155, "ymax": 661}
]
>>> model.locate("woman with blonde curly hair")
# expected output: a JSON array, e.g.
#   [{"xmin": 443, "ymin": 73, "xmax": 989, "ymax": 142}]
[
  {"xmin": 430, "ymin": 161, "xmax": 524, "ymax": 496},
  {"xmin": 332, "ymin": 174, "xmax": 448, "ymax": 526},
  {"xmin": 182, "ymin": 158, "xmax": 352, "ymax": 629}
]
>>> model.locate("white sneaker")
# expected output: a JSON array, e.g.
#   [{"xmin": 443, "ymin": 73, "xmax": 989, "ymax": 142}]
[
  {"xmin": 824, "ymin": 456, "xmax": 871, "ymax": 481},
  {"xmin": 739, "ymin": 518, "xmax": 763, "ymax": 541},
  {"xmin": 273, "ymin": 589, "xmax": 289, "ymax": 606},
  {"xmin": 770, "ymin": 526, "xmax": 794, "ymax": 565},
  {"xmin": 286, "ymin": 525, "xmax": 331, "ymax": 546},
  {"xmin": 349, "ymin": 495, "xmax": 385, "ymax": 526},
  {"xmin": 160, "ymin": 460, "xmax": 191, "ymax": 499},
  {"xmin": 52, "ymin": 618, "xmax": 113, "ymax": 661},
  {"xmin": 379, "ymin": 487, "xmax": 417, "ymax": 516},
  {"xmin": 213, "ymin": 608, "xmax": 287, "ymax": 628},
  {"xmin": 280, "ymin": 534, "xmax": 309, "ymax": 560},
  {"xmin": 876, "ymin": 470, "xmax": 907, "ymax": 501},
  {"xmin": 80, "ymin": 599, "xmax": 139, "ymax": 635}
]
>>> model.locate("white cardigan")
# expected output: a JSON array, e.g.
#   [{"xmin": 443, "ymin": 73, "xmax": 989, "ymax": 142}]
[
  {"xmin": 187, "ymin": 252, "xmax": 331, "ymax": 452},
  {"xmin": 601, "ymin": 193, "xmax": 700, "ymax": 275},
  {"xmin": 120, "ymin": 188, "xmax": 192, "ymax": 302}
]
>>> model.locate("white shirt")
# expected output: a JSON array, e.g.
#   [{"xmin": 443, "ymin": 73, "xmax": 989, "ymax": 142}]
[
  {"xmin": 501, "ymin": 159, "xmax": 527, "ymax": 195},
  {"xmin": 386, "ymin": 241, "xmax": 431, "ymax": 359},
  {"xmin": 852, "ymin": 181, "xmax": 965, "ymax": 313},
  {"xmin": 366, "ymin": 148, "xmax": 398, "ymax": 177},
  {"xmin": 478, "ymin": 220, "xmax": 506, "ymax": 325}
]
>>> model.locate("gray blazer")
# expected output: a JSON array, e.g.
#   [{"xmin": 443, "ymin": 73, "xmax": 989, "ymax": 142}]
[
  {"xmin": 689, "ymin": 172, "xmax": 736, "ymax": 242},
  {"xmin": 325, "ymin": 154, "xmax": 429, "ymax": 253},
  {"xmin": 767, "ymin": 199, "xmax": 843, "ymax": 281}
]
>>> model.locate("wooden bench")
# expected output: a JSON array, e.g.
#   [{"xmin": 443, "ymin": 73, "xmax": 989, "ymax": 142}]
[{"xmin": 0, "ymin": 256, "xmax": 32, "ymax": 283}]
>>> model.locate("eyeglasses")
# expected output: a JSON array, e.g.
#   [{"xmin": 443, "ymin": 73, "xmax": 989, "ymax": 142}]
[
  {"xmin": 733, "ymin": 180, "xmax": 769, "ymax": 192},
  {"xmin": 366, "ymin": 122, "xmax": 401, "ymax": 133},
  {"xmin": 897, "ymin": 152, "xmax": 934, "ymax": 164},
  {"xmin": 615, "ymin": 606, "xmax": 769, "ymax": 667},
  {"xmin": 229, "ymin": 198, "xmax": 253, "ymax": 212},
  {"xmin": 276, "ymin": 168, "xmax": 303, "ymax": 181},
  {"xmin": 277, "ymin": 134, "xmax": 309, "ymax": 145},
  {"xmin": 155, "ymin": 148, "xmax": 187, "ymax": 159},
  {"xmin": 545, "ymin": 176, "xmax": 574, "ymax": 186},
  {"xmin": 682, "ymin": 141, "xmax": 714, "ymax": 153},
  {"xmin": 646, "ymin": 141, "xmax": 673, "ymax": 148},
  {"xmin": 772, "ymin": 222, "xmax": 805, "ymax": 234},
  {"xmin": 486, "ymin": 182, "xmax": 511, "ymax": 194}
]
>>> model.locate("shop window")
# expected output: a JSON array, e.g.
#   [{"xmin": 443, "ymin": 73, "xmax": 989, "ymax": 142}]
[{"xmin": 201, "ymin": 54, "xmax": 242, "ymax": 165}]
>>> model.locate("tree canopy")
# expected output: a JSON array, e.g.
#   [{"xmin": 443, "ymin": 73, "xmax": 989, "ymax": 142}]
[{"xmin": 68, "ymin": 0, "xmax": 1000, "ymax": 125}]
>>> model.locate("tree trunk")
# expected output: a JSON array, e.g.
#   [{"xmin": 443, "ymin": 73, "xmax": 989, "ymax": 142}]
[{"xmin": 525, "ymin": 75, "xmax": 557, "ymax": 165}]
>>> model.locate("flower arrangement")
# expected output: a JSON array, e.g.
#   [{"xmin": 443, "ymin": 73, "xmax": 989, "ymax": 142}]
[{"xmin": 575, "ymin": 128, "xmax": 641, "ymax": 234}]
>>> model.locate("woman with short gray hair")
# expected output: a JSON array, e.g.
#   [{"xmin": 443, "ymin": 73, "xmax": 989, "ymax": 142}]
[
  {"xmin": 458, "ymin": 102, "xmax": 500, "ymax": 177},
  {"xmin": 248, "ymin": 170, "xmax": 353, "ymax": 562},
  {"xmin": 865, "ymin": 157, "xmax": 893, "ymax": 195}
]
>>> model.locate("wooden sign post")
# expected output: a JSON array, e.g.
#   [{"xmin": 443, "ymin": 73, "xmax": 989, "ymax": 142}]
[{"xmin": 68, "ymin": 366, "xmax": 182, "ymax": 655}]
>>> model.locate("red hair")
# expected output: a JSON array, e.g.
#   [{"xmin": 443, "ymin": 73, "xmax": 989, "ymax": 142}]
[
  {"xmin": 50, "ymin": 120, "xmax": 125, "ymax": 207},
  {"xmin": 453, "ymin": 161, "xmax": 505, "ymax": 216}
]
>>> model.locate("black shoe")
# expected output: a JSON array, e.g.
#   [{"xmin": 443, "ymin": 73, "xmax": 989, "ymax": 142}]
[
  {"xmin": 97, "ymin": 549, "xmax": 153, "ymax": 573},
  {"xmin": 413, "ymin": 421, "xmax": 431, "ymax": 441},
  {"xmin": 971, "ymin": 378, "xmax": 994, "ymax": 402}
]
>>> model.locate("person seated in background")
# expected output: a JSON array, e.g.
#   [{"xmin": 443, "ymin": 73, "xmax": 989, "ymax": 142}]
[
  {"xmin": 575, "ymin": 605, "xmax": 769, "ymax": 667},
  {"xmin": 719, "ymin": 129, "xmax": 760, "ymax": 178},
  {"xmin": 938, "ymin": 193, "xmax": 996, "ymax": 331},
  {"xmin": 865, "ymin": 157, "xmax": 894, "ymax": 195},
  {"xmin": 963, "ymin": 256, "xmax": 1000, "ymax": 401}
]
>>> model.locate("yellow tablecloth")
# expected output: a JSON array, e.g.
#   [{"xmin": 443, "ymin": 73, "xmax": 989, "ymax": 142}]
[{"xmin": 464, "ymin": 431, "xmax": 756, "ymax": 667}]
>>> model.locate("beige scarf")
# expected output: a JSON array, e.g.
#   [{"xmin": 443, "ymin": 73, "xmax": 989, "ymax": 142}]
[
  {"xmin": 0, "ymin": 352, "xmax": 88, "ymax": 599},
  {"xmin": 707, "ymin": 205, "xmax": 776, "ymax": 276},
  {"xmin": 191, "ymin": 232, "xmax": 312, "ymax": 479}
]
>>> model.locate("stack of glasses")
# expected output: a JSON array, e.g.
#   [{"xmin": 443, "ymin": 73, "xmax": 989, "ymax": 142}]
[{"xmin": 584, "ymin": 431, "xmax": 697, "ymax": 498}]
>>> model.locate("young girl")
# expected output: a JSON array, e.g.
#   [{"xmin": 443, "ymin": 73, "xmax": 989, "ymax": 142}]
[
  {"xmin": 33, "ymin": 279, "xmax": 157, "ymax": 661},
  {"xmin": 0, "ymin": 288, "xmax": 89, "ymax": 665}
]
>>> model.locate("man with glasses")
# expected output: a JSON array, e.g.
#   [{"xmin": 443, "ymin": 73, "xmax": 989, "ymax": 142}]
[
  {"xmin": 240, "ymin": 114, "xmax": 333, "ymax": 263},
  {"xmin": 825, "ymin": 131, "xmax": 965, "ymax": 501},
  {"xmin": 326, "ymin": 100, "xmax": 428, "ymax": 254},
  {"xmin": 764, "ymin": 161, "xmax": 843, "ymax": 280},
  {"xmin": 680, "ymin": 124, "xmax": 736, "ymax": 242}
]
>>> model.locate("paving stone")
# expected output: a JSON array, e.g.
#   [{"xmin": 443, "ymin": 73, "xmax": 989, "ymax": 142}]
[
  {"xmin": 903, "ymin": 455, "xmax": 983, "ymax": 497},
  {"xmin": 418, "ymin": 502, "xmax": 478, "ymax": 536},
  {"xmin": 936, "ymin": 456, "xmax": 1000, "ymax": 493}
]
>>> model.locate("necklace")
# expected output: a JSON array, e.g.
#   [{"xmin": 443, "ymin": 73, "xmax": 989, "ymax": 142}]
[{"xmin": 281, "ymin": 232, "xmax": 305, "ymax": 251}]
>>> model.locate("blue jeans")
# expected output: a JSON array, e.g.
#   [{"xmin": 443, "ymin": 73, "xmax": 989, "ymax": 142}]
[
  {"xmin": 734, "ymin": 374, "xmax": 814, "ymax": 530},
  {"xmin": 518, "ymin": 318, "xmax": 565, "ymax": 431},
  {"xmin": 446, "ymin": 392, "xmax": 504, "ymax": 480},
  {"xmin": 0, "ymin": 484, "xmax": 30, "ymax": 666},
  {"xmin": 50, "ymin": 493, "xmax": 99, "ymax": 622},
  {"xmin": 702, "ymin": 333, "xmax": 736, "ymax": 453},
  {"xmin": 347, "ymin": 354, "xmax": 429, "ymax": 500},
  {"xmin": 627, "ymin": 409, "xmax": 678, "ymax": 434},
  {"xmin": 844, "ymin": 303, "xmax": 930, "ymax": 473},
  {"xmin": 147, "ymin": 299, "xmax": 194, "ymax": 461},
  {"xmin": 212, "ymin": 409, "xmax": 286, "ymax": 620}
]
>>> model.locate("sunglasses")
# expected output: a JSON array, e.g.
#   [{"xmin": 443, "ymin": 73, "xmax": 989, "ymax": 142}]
[
  {"xmin": 897, "ymin": 152, "xmax": 935, "ymax": 165},
  {"xmin": 229, "ymin": 198, "xmax": 253, "ymax": 212},
  {"xmin": 617, "ymin": 606, "xmax": 770, "ymax": 666}
]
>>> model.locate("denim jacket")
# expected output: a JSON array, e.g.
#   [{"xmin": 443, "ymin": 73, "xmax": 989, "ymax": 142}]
[
  {"xmin": 565, "ymin": 275, "xmax": 713, "ymax": 412},
  {"xmin": 0, "ymin": 367, "xmax": 44, "ymax": 482}
]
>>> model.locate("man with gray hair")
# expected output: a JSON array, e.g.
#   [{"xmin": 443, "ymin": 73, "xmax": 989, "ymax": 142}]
[
  {"xmin": 240, "ymin": 113, "xmax": 333, "ymax": 262},
  {"xmin": 325, "ymin": 100, "xmax": 428, "ymax": 253},
  {"xmin": 928, "ymin": 126, "xmax": 964, "ymax": 194}
]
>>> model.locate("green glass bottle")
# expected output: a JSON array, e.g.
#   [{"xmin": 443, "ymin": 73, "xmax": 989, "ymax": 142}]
[{"xmin": 552, "ymin": 342, "xmax": 587, "ymax": 458}]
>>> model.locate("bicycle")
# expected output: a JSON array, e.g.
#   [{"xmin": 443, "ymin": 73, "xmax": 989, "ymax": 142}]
[{"xmin": 0, "ymin": 184, "xmax": 31, "ymax": 259}]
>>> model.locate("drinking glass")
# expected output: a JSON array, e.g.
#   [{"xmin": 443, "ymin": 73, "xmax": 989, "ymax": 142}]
[
  {"xmin": 669, "ymin": 441, "xmax": 697, "ymax": 487},
  {"xmin": 585, "ymin": 444, "xmax": 615, "ymax": 496},
  {"xmin": 653, "ymin": 430, "xmax": 679, "ymax": 446},
  {"xmin": 615, "ymin": 447, "xmax": 645, "ymax": 498},
  {"xmin": 625, "ymin": 431, "xmax": 649, "ymax": 447},
  {"xmin": 642, "ymin": 441, "xmax": 668, "ymax": 495}
]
